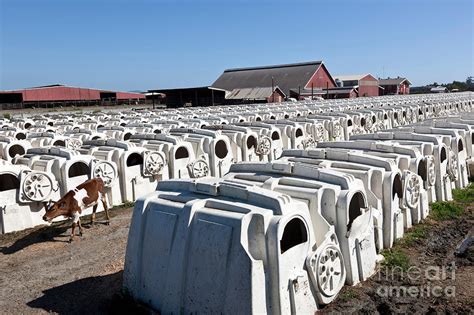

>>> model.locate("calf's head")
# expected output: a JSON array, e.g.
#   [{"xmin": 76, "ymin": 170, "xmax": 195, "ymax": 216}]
[{"xmin": 42, "ymin": 199, "xmax": 67, "ymax": 222}]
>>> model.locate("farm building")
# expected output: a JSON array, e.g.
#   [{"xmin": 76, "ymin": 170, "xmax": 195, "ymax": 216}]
[
  {"xmin": 430, "ymin": 86, "xmax": 448, "ymax": 93},
  {"xmin": 212, "ymin": 61, "xmax": 337, "ymax": 100},
  {"xmin": 225, "ymin": 86, "xmax": 286, "ymax": 104},
  {"xmin": 0, "ymin": 84, "xmax": 145, "ymax": 109},
  {"xmin": 334, "ymin": 74, "xmax": 379, "ymax": 97},
  {"xmin": 148, "ymin": 86, "xmax": 227, "ymax": 108},
  {"xmin": 289, "ymin": 86, "xmax": 359, "ymax": 99},
  {"xmin": 379, "ymin": 77, "xmax": 411, "ymax": 95}
]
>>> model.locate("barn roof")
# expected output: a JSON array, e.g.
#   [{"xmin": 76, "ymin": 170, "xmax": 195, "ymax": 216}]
[
  {"xmin": 379, "ymin": 77, "xmax": 411, "ymax": 86},
  {"xmin": 334, "ymin": 74, "xmax": 368, "ymax": 81},
  {"xmin": 226, "ymin": 86, "xmax": 286, "ymax": 100},
  {"xmin": 212, "ymin": 61, "xmax": 328, "ymax": 95}
]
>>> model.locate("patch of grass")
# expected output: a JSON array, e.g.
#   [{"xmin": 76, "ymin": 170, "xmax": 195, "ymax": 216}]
[
  {"xmin": 399, "ymin": 224, "xmax": 429, "ymax": 246},
  {"xmin": 452, "ymin": 183, "xmax": 474, "ymax": 203},
  {"xmin": 381, "ymin": 249, "xmax": 410, "ymax": 271},
  {"xmin": 339, "ymin": 289, "xmax": 359, "ymax": 302},
  {"xmin": 430, "ymin": 201, "xmax": 464, "ymax": 221}
]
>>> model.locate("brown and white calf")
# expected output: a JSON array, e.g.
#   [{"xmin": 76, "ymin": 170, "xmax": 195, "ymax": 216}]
[{"xmin": 43, "ymin": 178, "xmax": 110, "ymax": 242}]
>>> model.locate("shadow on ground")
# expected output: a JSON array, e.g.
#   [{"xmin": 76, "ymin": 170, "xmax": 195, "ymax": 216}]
[
  {"xmin": 0, "ymin": 224, "xmax": 71, "ymax": 255},
  {"xmin": 26, "ymin": 270, "xmax": 148, "ymax": 314}
]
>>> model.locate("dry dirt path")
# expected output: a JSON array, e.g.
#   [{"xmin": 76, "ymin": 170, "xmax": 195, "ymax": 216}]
[{"xmin": 0, "ymin": 207, "xmax": 138, "ymax": 314}]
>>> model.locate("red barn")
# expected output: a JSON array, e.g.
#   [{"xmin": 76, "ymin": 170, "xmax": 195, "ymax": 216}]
[
  {"xmin": 0, "ymin": 84, "xmax": 145, "ymax": 109},
  {"xmin": 379, "ymin": 77, "xmax": 411, "ymax": 95},
  {"xmin": 212, "ymin": 61, "xmax": 336, "ymax": 101},
  {"xmin": 334, "ymin": 74, "xmax": 380, "ymax": 97}
]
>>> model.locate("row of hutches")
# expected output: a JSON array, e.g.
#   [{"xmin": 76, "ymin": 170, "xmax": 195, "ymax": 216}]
[
  {"xmin": 148, "ymin": 61, "xmax": 412, "ymax": 107},
  {"xmin": 0, "ymin": 92, "xmax": 473, "ymax": 313}
]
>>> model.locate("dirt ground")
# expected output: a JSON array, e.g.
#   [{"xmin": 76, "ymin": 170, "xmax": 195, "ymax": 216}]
[
  {"xmin": 0, "ymin": 203, "xmax": 473, "ymax": 314},
  {"xmin": 0, "ymin": 207, "xmax": 145, "ymax": 315},
  {"xmin": 322, "ymin": 205, "xmax": 474, "ymax": 314}
]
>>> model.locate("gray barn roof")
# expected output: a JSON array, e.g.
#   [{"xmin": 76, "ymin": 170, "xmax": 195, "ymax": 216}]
[
  {"xmin": 226, "ymin": 86, "xmax": 285, "ymax": 100},
  {"xmin": 212, "ymin": 61, "xmax": 327, "ymax": 95},
  {"xmin": 379, "ymin": 77, "xmax": 411, "ymax": 86}
]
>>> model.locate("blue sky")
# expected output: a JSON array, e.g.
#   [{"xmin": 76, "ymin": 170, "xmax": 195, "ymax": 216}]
[{"xmin": 0, "ymin": 0, "xmax": 472, "ymax": 91}]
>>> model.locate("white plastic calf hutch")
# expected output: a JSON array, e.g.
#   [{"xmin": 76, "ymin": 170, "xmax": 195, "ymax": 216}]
[
  {"xmin": 169, "ymin": 128, "xmax": 233, "ymax": 178},
  {"xmin": 203, "ymin": 125, "xmax": 262, "ymax": 162},
  {"xmin": 125, "ymin": 178, "xmax": 339, "ymax": 314},
  {"xmin": 13, "ymin": 147, "xmax": 118, "ymax": 210},
  {"xmin": 236, "ymin": 122, "xmax": 285, "ymax": 161},
  {"xmin": 0, "ymin": 136, "xmax": 31, "ymax": 162},
  {"xmin": 0, "ymin": 162, "xmax": 60, "ymax": 234},
  {"xmin": 81, "ymin": 139, "xmax": 158, "ymax": 203},
  {"xmin": 280, "ymin": 148, "xmax": 407, "ymax": 249},
  {"xmin": 316, "ymin": 141, "xmax": 431, "ymax": 224},
  {"xmin": 225, "ymin": 162, "xmax": 379, "ymax": 285},
  {"xmin": 129, "ymin": 133, "xmax": 203, "ymax": 179},
  {"xmin": 351, "ymin": 132, "xmax": 454, "ymax": 201}
]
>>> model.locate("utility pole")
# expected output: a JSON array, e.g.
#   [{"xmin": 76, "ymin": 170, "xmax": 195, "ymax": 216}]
[{"xmin": 311, "ymin": 83, "xmax": 314, "ymax": 100}]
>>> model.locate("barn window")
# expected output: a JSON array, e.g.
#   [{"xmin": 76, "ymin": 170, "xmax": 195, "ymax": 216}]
[
  {"xmin": 280, "ymin": 218, "xmax": 308, "ymax": 254},
  {"xmin": 284, "ymin": 115, "xmax": 289, "ymax": 119},
  {"xmin": 175, "ymin": 147, "xmax": 189, "ymax": 159},
  {"xmin": 92, "ymin": 136, "xmax": 101, "ymax": 140},
  {"xmin": 256, "ymin": 117, "xmax": 262, "ymax": 121},
  {"xmin": 270, "ymin": 116, "xmax": 276, "ymax": 120},
  {"xmin": 24, "ymin": 123, "xmax": 32, "ymax": 129},
  {"xmin": 124, "ymin": 133, "xmax": 132, "ymax": 141},
  {"xmin": 347, "ymin": 119, "xmax": 353, "ymax": 126},
  {"xmin": 271, "ymin": 131, "xmax": 280, "ymax": 140},
  {"xmin": 295, "ymin": 129, "xmax": 303, "ymax": 137},
  {"xmin": 458, "ymin": 140, "xmax": 464, "ymax": 152},
  {"xmin": 360, "ymin": 118, "xmax": 366, "ymax": 127},
  {"xmin": 154, "ymin": 129, "xmax": 161, "ymax": 134},
  {"xmin": 126, "ymin": 153, "xmax": 143, "ymax": 167},
  {"xmin": 16, "ymin": 133, "xmax": 26, "ymax": 140},
  {"xmin": 68, "ymin": 162, "xmax": 90, "ymax": 178},
  {"xmin": 0, "ymin": 174, "xmax": 20, "ymax": 192},
  {"xmin": 120, "ymin": 123, "xmax": 126, "ymax": 127},
  {"xmin": 215, "ymin": 140, "xmax": 228, "ymax": 159},
  {"xmin": 9, "ymin": 145, "xmax": 25, "ymax": 158}
]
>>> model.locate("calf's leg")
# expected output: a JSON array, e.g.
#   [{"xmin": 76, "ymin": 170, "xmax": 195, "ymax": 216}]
[
  {"xmin": 78, "ymin": 218, "xmax": 83, "ymax": 237},
  {"xmin": 91, "ymin": 204, "xmax": 98, "ymax": 226},
  {"xmin": 101, "ymin": 194, "xmax": 110, "ymax": 225},
  {"xmin": 70, "ymin": 223, "xmax": 76, "ymax": 243}
]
